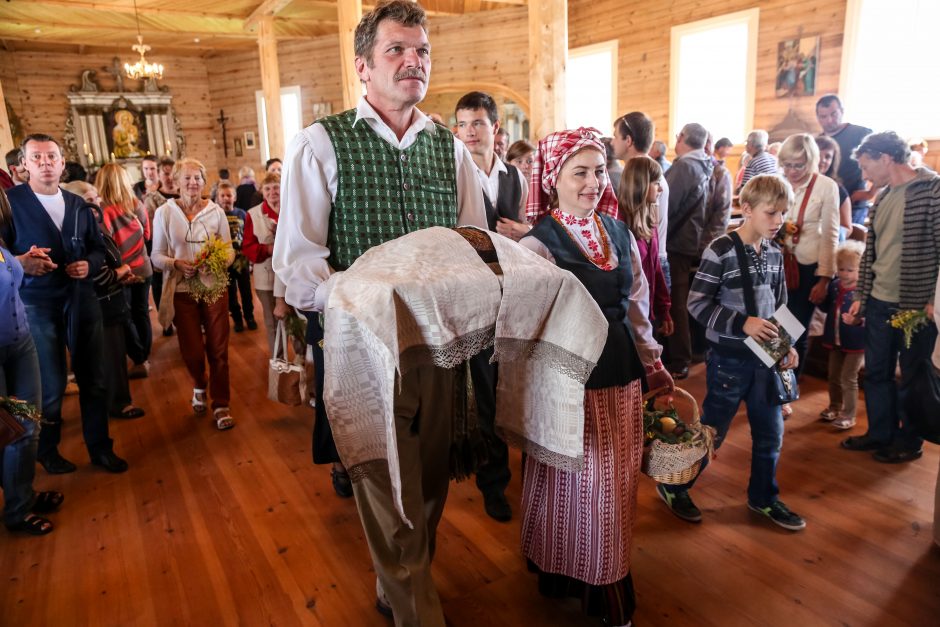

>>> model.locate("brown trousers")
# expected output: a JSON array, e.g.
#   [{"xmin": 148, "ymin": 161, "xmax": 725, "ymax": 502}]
[
  {"xmin": 350, "ymin": 364, "xmax": 454, "ymax": 627},
  {"xmin": 173, "ymin": 291, "xmax": 230, "ymax": 409}
]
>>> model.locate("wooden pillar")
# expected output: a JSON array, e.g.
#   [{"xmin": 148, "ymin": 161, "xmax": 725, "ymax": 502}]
[
  {"xmin": 0, "ymin": 79, "xmax": 13, "ymax": 159},
  {"xmin": 528, "ymin": 0, "xmax": 568, "ymax": 141},
  {"xmin": 337, "ymin": 0, "xmax": 363, "ymax": 110},
  {"xmin": 257, "ymin": 16, "xmax": 284, "ymax": 160}
]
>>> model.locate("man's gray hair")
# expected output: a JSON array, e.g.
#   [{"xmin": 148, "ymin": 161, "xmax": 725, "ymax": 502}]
[
  {"xmin": 747, "ymin": 130, "xmax": 769, "ymax": 150},
  {"xmin": 354, "ymin": 0, "xmax": 428, "ymax": 64},
  {"xmin": 680, "ymin": 123, "xmax": 708, "ymax": 150}
]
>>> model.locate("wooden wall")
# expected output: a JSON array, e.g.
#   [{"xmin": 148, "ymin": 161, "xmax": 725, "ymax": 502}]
[
  {"xmin": 569, "ymin": 0, "xmax": 847, "ymax": 151},
  {"xmin": 0, "ymin": 49, "xmax": 218, "ymax": 176}
]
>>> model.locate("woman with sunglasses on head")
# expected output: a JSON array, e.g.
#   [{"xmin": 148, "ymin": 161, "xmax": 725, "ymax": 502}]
[
  {"xmin": 151, "ymin": 158, "xmax": 236, "ymax": 430},
  {"xmin": 778, "ymin": 134, "xmax": 840, "ymax": 381}
]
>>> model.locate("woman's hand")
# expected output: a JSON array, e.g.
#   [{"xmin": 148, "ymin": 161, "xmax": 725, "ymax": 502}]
[
  {"xmin": 743, "ymin": 316, "xmax": 778, "ymax": 342},
  {"xmin": 65, "ymin": 260, "xmax": 89, "ymax": 279},
  {"xmin": 658, "ymin": 318, "xmax": 675, "ymax": 337},
  {"xmin": 646, "ymin": 367, "xmax": 675, "ymax": 393},
  {"xmin": 174, "ymin": 259, "xmax": 196, "ymax": 279},
  {"xmin": 273, "ymin": 297, "xmax": 291, "ymax": 320},
  {"xmin": 809, "ymin": 277, "xmax": 830, "ymax": 305},
  {"xmin": 115, "ymin": 264, "xmax": 132, "ymax": 280}
]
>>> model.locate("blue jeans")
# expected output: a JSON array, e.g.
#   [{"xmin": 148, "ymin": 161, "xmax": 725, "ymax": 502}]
[
  {"xmin": 25, "ymin": 293, "xmax": 112, "ymax": 459},
  {"xmin": 0, "ymin": 334, "xmax": 42, "ymax": 525},
  {"xmin": 863, "ymin": 297, "xmax": 935, "ymax": 451},
  {"xmin": 664, "ymin": 350, "xmax": 784, "ymax": 507}
]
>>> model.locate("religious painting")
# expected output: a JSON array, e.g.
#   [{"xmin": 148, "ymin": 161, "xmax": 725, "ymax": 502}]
[
  {"xmin": 234, "ymin": 137, "xmax": 243, "ymax": 157},
  {"xmin": 776, "ymin": 36, "xmax": 819, "ymax": 98},
  {"xmin": 106, "ymin": 107, "xmax": 148, "ymax": 158},
  {"xmin": 312, "ymin": 102, "xmax": 332, "ymax": 121},
  {"xmin": 244, "ymin": 131, "xmax": 256, "ymax": 149}
]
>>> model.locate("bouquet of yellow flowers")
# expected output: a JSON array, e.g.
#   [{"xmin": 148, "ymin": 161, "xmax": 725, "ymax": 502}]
[
  {"xmin": 889, "ymin": 309, "xmax": 930, "ymax": 348},
  {"xmin": 188, "ymin": 236, "xmax": 232, "ymax": 304}
]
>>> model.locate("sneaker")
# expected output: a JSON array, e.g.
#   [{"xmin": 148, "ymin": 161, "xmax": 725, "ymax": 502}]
[
  {"xmin": 656, "ymin": 484, "xmax": 702, "ymax": 522},
  {"xmin": 819, "ymin": 408, "xmax": 839, "ymax": 422},
  {"xmin": 831, "ymin": 414, "xmax": 856, "ymax": 430},
  {"xmin": 748, "ymin": 500, "xmax": 806, "ymax": 531}
]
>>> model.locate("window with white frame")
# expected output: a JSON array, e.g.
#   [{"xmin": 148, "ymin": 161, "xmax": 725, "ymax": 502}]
[
  {"xmin": 255, "ymin": 85, "xmax": 304, "ymax": 162},
  {"xmin": 566, "ymin": 41, "xmax": 618, "ymax": 134},
  {"xmin": 841, "ymin": 0, "xmax": 940, "ymax": 139},
  {"xmin": 670, "ymin": 9, "xmax": 758, "ymax": 145}
]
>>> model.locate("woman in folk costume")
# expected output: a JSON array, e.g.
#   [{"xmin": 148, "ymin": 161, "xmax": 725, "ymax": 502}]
[{"xmin": 518, "ymin": 128, "xmax": 674, "ymax": 627}]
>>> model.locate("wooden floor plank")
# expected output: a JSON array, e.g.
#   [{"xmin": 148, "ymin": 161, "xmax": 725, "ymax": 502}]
[{"xmin": 2, "ymin": 310, "xmax": 938, "ymax": 626}]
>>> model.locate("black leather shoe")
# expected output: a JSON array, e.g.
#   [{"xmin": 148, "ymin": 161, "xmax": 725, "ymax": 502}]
[
  {"xmin": 38, "ymin": 451, "xmax": 77, "ymax": 474},
  {"xmin": 671, "ymin": 366, "xmax": 690, "ymax": 380},
  {"xmin": 246, "ymin": 319, "xmax": 258, "ymax": 331},
  {"xmin": 841, "ymin": 435, "xmax": 889, "ymax": 451},
  {"xmin": 91, "ymin": 450, "xmax": 129, "ymax": 473},
  {"xmin": 375, "ymin": 598, "xmax": 394, "ymax": 619},
  {"xmin": 484, "ymin": 492, "xmax": 512, "ymax": 522},
  {"xmin": 233, "ymin": 320, "xmax": 244, "ymax": 333},
  {"xmin": 331, "ymin": 468, "xmax": 353, "ymax": 498}
]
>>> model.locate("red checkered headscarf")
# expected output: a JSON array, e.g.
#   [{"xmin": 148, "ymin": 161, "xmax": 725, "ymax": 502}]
[{"xmin": 524, "ymin": 127, "xmax": 619, "ymax": 223}]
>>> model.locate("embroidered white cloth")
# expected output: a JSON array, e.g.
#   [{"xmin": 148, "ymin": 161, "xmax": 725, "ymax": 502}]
[{"xmin": 323, "ymin": 226, "xmax": 607, "ymax": 526}]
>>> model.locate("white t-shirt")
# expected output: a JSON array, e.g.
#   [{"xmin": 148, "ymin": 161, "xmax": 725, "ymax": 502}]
[{"xmin": 36, "ymin": 190, "xmax": 66, "ymax": 231}]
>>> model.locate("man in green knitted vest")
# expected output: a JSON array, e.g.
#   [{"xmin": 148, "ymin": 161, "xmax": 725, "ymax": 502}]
[{"xmin": 273, "ymin": 1, "xmax": 486, "ymax": 624}]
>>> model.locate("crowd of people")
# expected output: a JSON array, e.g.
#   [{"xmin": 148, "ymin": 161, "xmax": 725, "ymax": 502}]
[{"xmin": 1, "ymin": 2, "xmax": 939, "ymax": 626}]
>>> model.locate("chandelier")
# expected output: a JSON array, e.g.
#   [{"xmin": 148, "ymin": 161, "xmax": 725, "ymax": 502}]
[{"xmin": 124, "ymin": 0, "xmax": 164, "ymax": 81}]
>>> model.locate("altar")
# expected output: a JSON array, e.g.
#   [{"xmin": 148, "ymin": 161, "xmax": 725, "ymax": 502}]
[{"xmin": 64, "ymin": 65, "xmax": 184, "ymax": 181}]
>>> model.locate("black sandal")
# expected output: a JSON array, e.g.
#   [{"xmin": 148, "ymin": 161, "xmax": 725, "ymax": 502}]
[
  {"xmin": 32, "ymin": 490, "xmax": 64, "ymax": 514},
  {"xmin": 7, "ymin": 514, "xmax": 54, "ymax": 536}
]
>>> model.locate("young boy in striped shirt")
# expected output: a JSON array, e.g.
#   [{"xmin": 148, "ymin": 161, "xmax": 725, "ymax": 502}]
[{"xmin": 657, "ymin": 174, "xmax": 806, "ymax": 531}]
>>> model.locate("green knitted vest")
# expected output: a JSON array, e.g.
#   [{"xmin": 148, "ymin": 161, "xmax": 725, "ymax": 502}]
[{"xmin": 320, "ymin": 109, "xmax": 459, "ymax": 270}]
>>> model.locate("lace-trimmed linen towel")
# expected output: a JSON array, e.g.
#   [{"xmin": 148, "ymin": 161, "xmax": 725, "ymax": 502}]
[{"xmin": 324, "ymin": 226, "xmax": 607, "ymax": 526}]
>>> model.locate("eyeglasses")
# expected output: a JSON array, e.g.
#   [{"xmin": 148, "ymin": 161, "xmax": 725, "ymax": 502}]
[
  {"xmin": 781, "ymin": 161, "xmax": 808, "ymax": 171},
  {"xmin": 185, "ymin": 221, "xmax": 209, "ymax": 245}
]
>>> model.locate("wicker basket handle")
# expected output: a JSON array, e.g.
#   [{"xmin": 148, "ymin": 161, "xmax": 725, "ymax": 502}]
[{"xmin": 642, "ymin": 385, "xmax": 701, "ymax": 424}]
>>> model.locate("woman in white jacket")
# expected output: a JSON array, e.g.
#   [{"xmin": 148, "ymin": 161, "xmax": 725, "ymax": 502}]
[{"xmin": 151, "ymin": 158, "xmax": 236, "ymax": 430}]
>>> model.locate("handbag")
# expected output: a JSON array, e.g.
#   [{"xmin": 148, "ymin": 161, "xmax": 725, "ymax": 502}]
[
  {"xmin": 268, "ymin": 320, "xmax": 307, "ymax": 406},
  {"xmin": 0, "ymin": 405, "xmax": 27, "ymax": 449},
  {"xmin": 728, "ymin": 231, "xmax": 799, "ymax": 405},
  {"xmin": 782, "ymin": 174, "xmax": 817, "ymax": 291},
  {"xmin": 902, "ymin": 359, "xmax": 940, "ymax": 444}
]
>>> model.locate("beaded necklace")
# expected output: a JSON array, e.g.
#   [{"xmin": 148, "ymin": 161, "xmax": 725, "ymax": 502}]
[{"xmin": 550, "ymin": 208, "xmax": 614, "ymax": 271}]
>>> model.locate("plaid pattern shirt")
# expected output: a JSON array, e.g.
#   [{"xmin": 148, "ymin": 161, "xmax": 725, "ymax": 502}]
[{"xmin": 688, "ymin": 233, "xmax": 787, "ymax": 353}]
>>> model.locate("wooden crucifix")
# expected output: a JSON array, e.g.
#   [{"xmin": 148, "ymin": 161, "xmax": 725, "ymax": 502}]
[{"xmin": 217, "ymin": 109, "xmax": 230, "ymax": 159}]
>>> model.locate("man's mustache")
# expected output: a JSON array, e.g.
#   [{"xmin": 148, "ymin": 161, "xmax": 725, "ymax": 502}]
[{"xmin": 395, "ymin": 68, "xmax": 427, "ymax": 82}]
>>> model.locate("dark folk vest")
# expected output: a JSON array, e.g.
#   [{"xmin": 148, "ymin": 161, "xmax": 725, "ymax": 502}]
[
  {"xmin": 529, "ymin": 213, "xmax": 645, "ymax": 389},
  {"xmin": 482, "ymin": 163, "xmax": 522, "ymax": 231},
  {"xmin": 319, "ymin": 109, "xmax": 459, "ymax": 271}
]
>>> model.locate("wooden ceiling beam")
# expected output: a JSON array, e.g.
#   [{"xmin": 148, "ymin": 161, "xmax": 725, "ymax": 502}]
[
  {"xmin": 26, "ymin": 0, "xmax": 243, "ymax": 20},
  {"xmin": 245, "ymin": 0, "xmax": 296, "ymax": 29},
  {"xmin": 0, "ymin": 17, "xmax": 327, "ymax": 41},
  {"xmin": 0, "ymin": 39, "xmax": 13, "ymax": 52}
]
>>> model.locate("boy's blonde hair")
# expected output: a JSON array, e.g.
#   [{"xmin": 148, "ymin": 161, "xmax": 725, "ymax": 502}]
[
  {"xmin": 217, "ymin": 180, "xmax": 236, "ymax": 192},
  {"xmin": 836, "ymin": 239, "xmax": 865, "ymax": 267},
  {"xmin": 739, "ymin": 173, "xmax": 793, "ymax": 210}
]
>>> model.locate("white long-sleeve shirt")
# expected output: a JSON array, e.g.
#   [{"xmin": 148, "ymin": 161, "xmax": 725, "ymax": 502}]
[
  {"xmin": 787, "ymin": 173, "xmax": 840, "ymax": 277},
  {"xmin": 273, "ymin": 96, "xmax": 488, "ymax": 312}
]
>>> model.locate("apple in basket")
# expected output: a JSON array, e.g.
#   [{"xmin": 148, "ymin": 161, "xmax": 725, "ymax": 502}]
[{"xmin": 659, "ymin": 416, "xmax": 677, "ymax": 434}]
